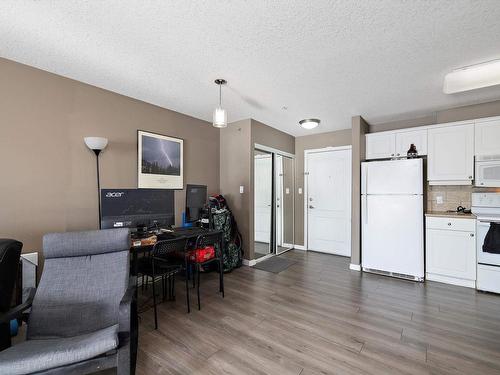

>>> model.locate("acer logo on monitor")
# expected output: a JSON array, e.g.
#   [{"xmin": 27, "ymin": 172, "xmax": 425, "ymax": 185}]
[{"xmin": 105, "ymin": 192, "xmax": 125, "ymax": 198}]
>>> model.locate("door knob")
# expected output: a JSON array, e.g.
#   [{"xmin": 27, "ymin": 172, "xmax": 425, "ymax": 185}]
[
  {"xmin": 470, "ymin": 233, "xmax": 474, "ymax": 237},
  {"xmin": 309, "ymin": 205, "xmax": 315, "ymax": 209}
]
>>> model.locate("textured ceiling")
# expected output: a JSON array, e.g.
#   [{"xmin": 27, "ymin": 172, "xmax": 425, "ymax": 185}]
[{"xmin": 1, "ymin": 1, "xmax": 500, "ymax": 136}]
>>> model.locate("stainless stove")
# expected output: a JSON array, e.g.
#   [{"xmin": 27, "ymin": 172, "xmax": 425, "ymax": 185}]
[{"xmin": 472, "ymin": 192, "xmax": 500, "ymax": 293}]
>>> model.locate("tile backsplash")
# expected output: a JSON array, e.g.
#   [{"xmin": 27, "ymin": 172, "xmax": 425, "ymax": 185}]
[{"xmin": 426, "ymin": 185, "xmax": 472, "ymax": 211}]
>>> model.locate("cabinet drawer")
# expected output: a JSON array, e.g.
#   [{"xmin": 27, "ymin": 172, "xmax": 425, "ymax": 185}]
[{"xmin": 426, "ymin": 217, "xmax": 475, "ymax": 232}]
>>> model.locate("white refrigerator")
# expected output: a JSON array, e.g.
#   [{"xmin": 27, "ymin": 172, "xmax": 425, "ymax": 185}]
[{"xmin": 361, "ymin": 158, "xmax": 424, "ymax": 281}]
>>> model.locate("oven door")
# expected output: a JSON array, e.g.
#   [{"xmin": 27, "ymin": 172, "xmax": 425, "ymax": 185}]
[
  {"xmin": 477, "ymin": 220, "xmax": 500, "ymax": 266},
  {"xmin": 475, "ymin": 160, "xmax": 500, "ymax": 187}
]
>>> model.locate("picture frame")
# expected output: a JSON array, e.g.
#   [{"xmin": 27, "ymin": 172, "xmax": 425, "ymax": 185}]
[{"xmin": 137, "ymin": 130, "xmax": 184, "ymax": 189}]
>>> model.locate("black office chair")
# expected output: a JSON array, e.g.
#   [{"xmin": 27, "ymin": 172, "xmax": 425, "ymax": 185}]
[
  {"xmin": 0, "ymin": 239, "xmax": 23, "ymax": 352},
  {"xmin": 140, "ymin": 237, "xmax": 189, "ymax": 329},
  {"xmin": 189, "ymin": 231, "xmax": 224, "ymax": 311}
]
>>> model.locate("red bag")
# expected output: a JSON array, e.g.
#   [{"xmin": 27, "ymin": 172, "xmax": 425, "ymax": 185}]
[{"xmin": 187, "ymin": 246, "xmax": 215, "ymax": 263}]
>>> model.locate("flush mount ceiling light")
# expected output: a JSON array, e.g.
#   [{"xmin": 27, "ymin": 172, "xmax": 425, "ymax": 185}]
[
  {"xmin": 299, "ymin": 118, "xmax": 320, "ymax": 130},
  {"xmin": 213, "ymin": 79, "xmax": 227, "ymax": 128},
  {"xmin": 443, "ymin": 59, "xmax": 500, "ymax": 94}
]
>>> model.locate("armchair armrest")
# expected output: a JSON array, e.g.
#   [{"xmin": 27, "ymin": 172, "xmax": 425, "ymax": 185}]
[
  {"xmin": 0, "ymin": 287, "xmax": 36, "ymax": 324},
  {"xmin": 119, "ymin": 276, "xmax": 137, "ymax": 335}
]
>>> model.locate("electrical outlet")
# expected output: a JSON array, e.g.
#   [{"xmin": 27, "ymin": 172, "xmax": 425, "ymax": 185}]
[
  {"xmin": 436, "ymin": 195, "xmax": 444, "ymax": 205},
  {"xmin": 239, "ymin": 185, "xmax": 244, "ymax": 194},
  {"xmin": 298, "ymin": 187, "xmax": 303, "ymax": 195}
]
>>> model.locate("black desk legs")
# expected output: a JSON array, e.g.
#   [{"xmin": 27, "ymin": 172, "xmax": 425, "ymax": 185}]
[
  {"xmin": 152, "ymin": 261, "xmax": 158, "ymax": 330},
  {"xmin": 196, "ymin": 264, "xmax": 201, "ymax": 311},
  {"xmin": 185, "ymin": 256, "xmax": 191, "ymax": 313}
]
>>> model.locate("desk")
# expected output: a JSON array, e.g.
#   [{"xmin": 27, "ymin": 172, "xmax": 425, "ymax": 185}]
[{"xmin": 130, "ymin": 227, "xmax": 221, "ymax": 276}]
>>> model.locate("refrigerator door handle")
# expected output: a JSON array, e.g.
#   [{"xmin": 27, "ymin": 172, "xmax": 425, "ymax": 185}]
[
  {"xmin": 363, "ymin": 166, "xmax": 368, "ymax": 195},
  {"xmin": 364, "ymin": 196, "xmax": 368, "ymax": 225}
]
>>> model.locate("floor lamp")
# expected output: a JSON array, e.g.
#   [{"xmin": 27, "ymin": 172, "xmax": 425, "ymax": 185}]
[{"xmin": 84, "ymin": 137, "xmax": 108, "ymax": 229}]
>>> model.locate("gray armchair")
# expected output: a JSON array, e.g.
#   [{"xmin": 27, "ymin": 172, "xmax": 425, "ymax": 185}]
[{"xmin": 0, "ymin": 229, "xmax": 137, "ymax": 375}]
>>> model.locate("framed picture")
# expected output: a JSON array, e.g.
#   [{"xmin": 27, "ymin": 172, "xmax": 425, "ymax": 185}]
[{"xmin": 137, "ymin": 130, "xmax": 183, "ymax": 189}]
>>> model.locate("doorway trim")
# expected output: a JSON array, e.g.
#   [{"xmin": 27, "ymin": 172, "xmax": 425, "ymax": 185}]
[
  {"xmin": 303, "ymin": 145, "xmax": 352, "ymax": 253},
  {"xmin": 253, "ymin": 144, "xmax": 295, "ymax": 261}
]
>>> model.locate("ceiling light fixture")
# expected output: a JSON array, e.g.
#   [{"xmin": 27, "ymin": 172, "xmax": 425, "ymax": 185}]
[
  {"xmin": 443, "ymin": 59, "xmax": 500, "ymax": 94},
  {"xmin": 213, "ymin": 79, "xmax": 227, "ymax": 128},
  {"xmin": 299, "ymin": 118, "xmax": 320, "ymax": 130}
]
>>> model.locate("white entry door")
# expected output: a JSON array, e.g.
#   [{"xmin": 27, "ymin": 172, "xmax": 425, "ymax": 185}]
[
  {"xmin": 254, "ymin": 154, "xmax": 272, "ymax": 243},
  {"xmin": 306, "ymin": 148, "xmax": 352, "ymax": 256}
]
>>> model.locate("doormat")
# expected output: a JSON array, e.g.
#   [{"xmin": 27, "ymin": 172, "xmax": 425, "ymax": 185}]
[{"xmin": 253, "ymin": 256, "xmax": 296, "ymax": 273}]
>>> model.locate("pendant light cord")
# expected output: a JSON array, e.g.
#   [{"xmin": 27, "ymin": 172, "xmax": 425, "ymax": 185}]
[{"xmin": 219, "ymin": 83, "xmax": 222, "ymax": 106}]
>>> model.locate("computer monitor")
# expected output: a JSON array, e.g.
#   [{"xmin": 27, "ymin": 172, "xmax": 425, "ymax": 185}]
[
  {"xmin": 185, "ymin": 184, "xmax": 207, "ymax": 223},
  {"xmin": 100, "ymin": 188, "xmax": 175, "ymax": 230}
]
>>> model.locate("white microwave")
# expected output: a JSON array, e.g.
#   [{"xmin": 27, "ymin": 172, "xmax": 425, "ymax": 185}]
[{"xmin": 475, "ymin": 155, "xmax": 500, "ymax": 187}]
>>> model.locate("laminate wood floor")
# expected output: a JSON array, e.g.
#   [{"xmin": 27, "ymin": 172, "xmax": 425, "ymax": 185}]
[{"xmin": 133, "ymin": 250, "xmax": 500, "ymax": 375}]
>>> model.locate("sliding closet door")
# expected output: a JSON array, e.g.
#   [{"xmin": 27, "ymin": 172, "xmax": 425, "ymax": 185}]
[
  {"xmin": 277, "ymin": 155, "xmax": 294, "ymax": 254},
  {"xmin": 254, "ymin": 150, "xmax": 273, "ymax": 259}
]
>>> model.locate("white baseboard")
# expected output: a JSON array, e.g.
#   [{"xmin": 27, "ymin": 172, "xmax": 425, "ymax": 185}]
[
  {"xmin": 293, "ymin": 244, "xmax": 307, "ymax": 251},
  {"xmin": 349, "ymin": 263, "xmax": 361, "ymax": 271},
  {"xmin": 243, "ymin": 259, "xmax": 257, "ymax": 267}
]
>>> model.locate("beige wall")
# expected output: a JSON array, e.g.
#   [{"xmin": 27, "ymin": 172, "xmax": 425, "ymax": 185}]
[
  {"xmin": 294, "ymin": 129, "xmax": 352, "ymax": 246},
  {"xmin": 219, "ymin": 119, "xmax": 252, "ymax": 259},
  {"xmin": 350, "ymin": 116, "xmax": 368, "ymax": 266},
  {"xmin": 370, "ymin": 99, "xmax": 500, "ymax": 132},
  {"xmin": 0, "ymin": 58, "xmax": 220, "ymax": 259}
]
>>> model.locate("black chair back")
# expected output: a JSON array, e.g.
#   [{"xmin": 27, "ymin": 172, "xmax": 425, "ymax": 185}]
[
  {"xmin": 0, "ymin": 239, "xmax": 23, "ymax": 313},
  {"xmin": 194, "ymin": 231, "xmax": 222, "ymax": 255},
  {"xmin": 152, "ymin": 237, "xmax": 188, "ymax": 260}
]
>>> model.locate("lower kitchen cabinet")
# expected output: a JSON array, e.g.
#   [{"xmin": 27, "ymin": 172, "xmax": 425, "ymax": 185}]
[{"xmin": 425, "ymin": 216, "xmax": 476, "ymax": 288}]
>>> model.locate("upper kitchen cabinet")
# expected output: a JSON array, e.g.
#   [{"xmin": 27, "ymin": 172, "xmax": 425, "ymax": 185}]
[
  {"xmin": 427, "ymin": 123, "xmax": 474, "ymax": 185},
  {"xmin": 366, "ymin": 129, "xmax": 428, "ymax": 160},
  {"xmin": 475, "ymin": 119, "xmax": 500, "ymax": 156},
  {"xmin": 395, "ymin": 129, "xmax": 428, "ymax": 157},
  {"xmin": 365, "ymin": 132, "xmax": 396, "ymax": 159}
]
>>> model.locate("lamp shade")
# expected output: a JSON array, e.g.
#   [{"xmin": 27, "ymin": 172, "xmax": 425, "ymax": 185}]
[
  {"xmin": 213, "ymin": 106, "xmax": 227, "ymax": 128},
  {"xmin": 299, "ymin": 119, "xmax": 320, "ymax": 130},
  {"xmin": 84, "ymin": 137, "xmax": 108, "ymax": 151}
]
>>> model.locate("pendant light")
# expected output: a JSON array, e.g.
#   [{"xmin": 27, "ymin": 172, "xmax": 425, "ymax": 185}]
[{"xmin": 213, "ymin": 79, "xmax": 227, "ymax": 128}]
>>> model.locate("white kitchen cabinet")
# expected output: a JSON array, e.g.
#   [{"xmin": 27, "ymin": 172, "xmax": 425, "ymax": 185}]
[
  {"xmin": 366, "ymin": 129, "xmax": 428, "ymax": 160},
  {"xmin": 365, "ymin": 132, "xmax": 396, "ymax": 159},
  {"xmin": 427, "ymin": 123, "xmax": 474, "ymax": 185},
  {"xmin": 395, "ymin": 129, "xmax": 428, "ymax": 157},
  {"xmin": 475, "ymin": 119, "xmax": 500, "ymax": 156},
  {"xmin": 426, "ymin": 216, "xmax": 476, "ymax": 288}
]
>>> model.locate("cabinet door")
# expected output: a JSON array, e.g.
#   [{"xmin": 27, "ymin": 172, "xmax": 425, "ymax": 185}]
[
  {"xmin": 427, "ymin": 123, "xmax": 474, "ymax": 183},
  {"xmin": 426, "ymin": 229, "xmax": 476, "ymax": 280},
  {"xmin": 365, "ymin": 132, "xmax": 396, "ymax": 160},
  {"xmin": 475, "ymin": 119, "xmax": 500, "ymax": 156},
  {"xmin": 395, "ymin": 129, "xmax": 428, "ymax": 157}
]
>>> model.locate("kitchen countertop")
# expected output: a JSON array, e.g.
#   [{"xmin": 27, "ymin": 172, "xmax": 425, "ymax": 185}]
[{"xmin": 425, "ymin": 211, "xmax": 476, "ymax": 219}]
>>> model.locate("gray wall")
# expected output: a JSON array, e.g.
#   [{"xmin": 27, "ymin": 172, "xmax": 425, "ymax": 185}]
[
  {"xmin": 219, "ymin": 119, "xmax": 252, "ymax": 259},
  {"xmin": 0, "ymin": 57, "xmax": 220, "ymax": 261},
  {"xmin": 294, "ymin": 129, "xmax": 352, "ymax": 246}
]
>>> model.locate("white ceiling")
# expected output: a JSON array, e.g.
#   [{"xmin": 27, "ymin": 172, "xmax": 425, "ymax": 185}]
[{"xmin": 1, "ymin": 1, "xmax": 500, "ymax": 136}]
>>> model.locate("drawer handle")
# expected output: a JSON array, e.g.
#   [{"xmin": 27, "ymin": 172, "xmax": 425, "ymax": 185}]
[{"xmin": 448, "ymin": 222, "xmax": 452, "ymax": 226}]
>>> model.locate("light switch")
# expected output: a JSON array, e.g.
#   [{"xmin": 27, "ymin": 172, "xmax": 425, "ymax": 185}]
[
  {"xmin": 436, "ymin": 195, "xmax": 443, "ymax": 205},
  {"xmin": 298, "ymin": 187, "xmax": 303, "ymax": 195},
  {"xmin": 239, "ymin": 185, "xmax": 244, "ymax": 194},
  {"xmin": 285, "ymin": 188, "xmax": 290, "ymax": 194}
]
